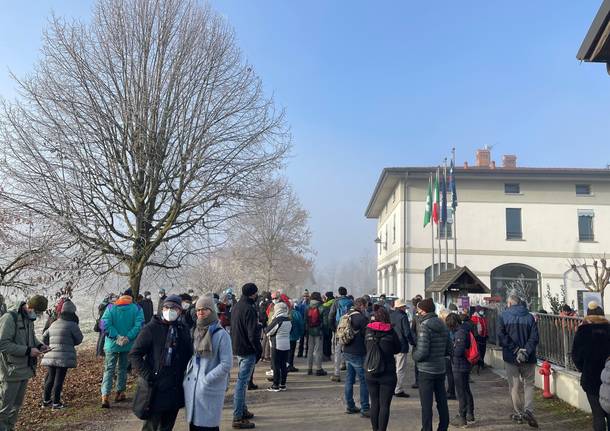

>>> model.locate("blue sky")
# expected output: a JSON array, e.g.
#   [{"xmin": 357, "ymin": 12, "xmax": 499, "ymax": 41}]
[{"xmin": 1, "ymin": 1, "xmax": 609, "ymax": 269}]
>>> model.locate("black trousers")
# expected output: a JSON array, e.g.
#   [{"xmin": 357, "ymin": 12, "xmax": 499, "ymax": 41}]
[
  {"xmin": 445, "ymin": 359, "xmax": 455, "ymax": 396},
  {"xmin": 322, "ymin": 328, "xmax": 332, "ymax": 358},
  {"xmin": 190, "ymin": 425, "xmax": 219, "ymax": 431},
  {"xmin": 418, "ymin": 372, "xmax": 449, "ymax": 431},
  {"xmin": 453, "ymin": 371, "xmax": 474, "ymax": 418},
  {"xmin": 288, "ymin": 340, "xmax": 297, "ymax": 367},
  {"xmin": 477, "ymin": 339, "xmax": 487, "ymax": 367},
  {"xmin": 43, "ymin": 366, "xmax": 68, "ymax": 404},
  {"xmin": 272, "ymin": 349, "xmax": 289, "ymax": 386},
  {"xmin": 366, "ymin": 376, "xmax": 396, "ymax": 431},
  {"xmin": 142, "ymin": 409, "xmax": 179, "ymax": 431},
  {"xmin": 586, "ymin": 391, "xmax": 610, "ymax": 431},
  {"xmin": 298, "ymin": 334, "xmax": 308, "ymax": 357},
  {"xmin": 414, "ymin": 362, "xmax": 419, "ymax": 385}
]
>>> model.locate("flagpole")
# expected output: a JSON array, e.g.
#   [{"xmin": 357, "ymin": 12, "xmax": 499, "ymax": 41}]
[
  {"xmin": 430, "ymin": 174, "xmax": 436, "ymax": 281},
  {"xmin": 452, "ymin": 148, "xmax": 458, "ymax": 267},
  {"xmin": 437, "ymin": 168, "xmax": 442, "ymax": 276},
  {"xmin": 444, "ymin": 159, "xmax": 449, "ymax": 270}
]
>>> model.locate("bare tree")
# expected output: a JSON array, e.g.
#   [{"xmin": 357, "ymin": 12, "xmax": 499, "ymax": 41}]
[
  {"xmin": 505, "ymin": 274, "xmax": 537, "ymax": 310},
  {"xmin": 229, "ymin": 178, "xmax": 313, "ymax": 293},
  {"xmin": 0, "ymin": 0, "xmax": 288, "ymax": 296},
  {"xmin": 569, "ymin": 257, "xmax": 609, "ymax": 300}
]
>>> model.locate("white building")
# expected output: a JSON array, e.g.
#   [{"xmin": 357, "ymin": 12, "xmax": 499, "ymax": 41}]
[{"xmin": 365, "ymin": 148, "xmax": 610, "ymax": 312}]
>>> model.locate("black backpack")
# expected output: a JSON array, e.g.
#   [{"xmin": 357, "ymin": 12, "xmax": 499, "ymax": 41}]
[{"xmin": 365, "ymin": 331, "xmax": 386, "ymax": 376}]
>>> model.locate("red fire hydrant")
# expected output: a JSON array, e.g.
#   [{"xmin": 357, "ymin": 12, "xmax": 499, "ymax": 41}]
[{"xmin": 538, "ymin": 361, "xmax": 553, "ymax": 399}]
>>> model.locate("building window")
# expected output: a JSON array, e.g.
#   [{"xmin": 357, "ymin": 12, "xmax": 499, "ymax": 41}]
[
  {"xmin": 504, "ymin": 183, "xmax": 520, "ymax": 194},
  {"xmin": 438, "ymin": 221, "xmax": 453, "ymax": 239},
  {"xmin": 578, "ymin": 210, "xmax": 594, "ymax": 241},
  {"xmin": 576, "ymin": 184, "xmax": 591, "ymax": 195},
  {"xmin": 506, "ymin": 208, "xmax": 522, "ymax": 240},
  {"xmin": 392, "ymin": 214, "xmax": 396, "ymax": 244}
]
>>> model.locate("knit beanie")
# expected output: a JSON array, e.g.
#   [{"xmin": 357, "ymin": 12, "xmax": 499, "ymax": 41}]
[
  {"xmin": 163, "ymin": 294, "xmax": 182, "ymax": 308},
  {"xmin": 242, "ymin": 283, "xmax": 258, "ymax": 297},
  {"xmin": 61, "ymin": 300, "xmax": 77, "ymax": 314},
  {"xmin": 587, "ymin": 301, "xmax": 604, "ymax": 316},
  {"xmin": 27, "ymin": 295, "xmax": 48, "ymax": 313},
  {"xmin": 325, "ymin": 291, "xmax": 334, "ymax": 300},
  {"xmin": 196, "ymin": 294, "xmax": 216, "ymax": 311},
  {"xmin": 417, "ymin": 298, "xmax": 435, "ymax": 313}
]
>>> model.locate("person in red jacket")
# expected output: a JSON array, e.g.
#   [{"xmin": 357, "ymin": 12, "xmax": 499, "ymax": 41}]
[{"xmin": 470, "ymin": 306, "xmax": 488, "ymax": 373}]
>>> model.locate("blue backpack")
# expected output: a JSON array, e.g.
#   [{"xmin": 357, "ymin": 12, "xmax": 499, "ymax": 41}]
[{"xmin": 335, "ymin": 297, "xmax": 353, "ymax": 324}]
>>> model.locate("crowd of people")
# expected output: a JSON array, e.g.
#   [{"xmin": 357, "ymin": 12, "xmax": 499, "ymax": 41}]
[{"xmin": 0, "ymin": 285, "xmax": 608, "ymax": 431}]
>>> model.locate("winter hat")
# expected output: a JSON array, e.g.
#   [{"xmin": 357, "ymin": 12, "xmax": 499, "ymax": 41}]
[
  {"xmin": 27, "ymin": 295, "xmax": 48, "ymax": 313},
  {"xmin": 587, "ymin": 301, "xmax": 604, "ymax": 316},
  {"xmin": 159, "ymin": 288, "xmax": 166, "ymax": 295},
  {"xmin": 394, "ymin": 298, "xmax": 407, "ymax": 309},
  {"xmin": 448, "ymin": 303, "xmax": 458, "ymax": 312},
  {"xmin": 273, "ymin": 301, "xmax": 288, "ymax": 318},
  {"xmin": 196, "ymin": 295, "xmax": 215, "ymax": 311},
  {"xmin": 163, "ymin": 294, "xmax": 182, "ymax": 309},
  {"xmin": 242, "ymin": 283, "xmax": 258, "ymax": 297},
  {"xmin": 123, "ymin": 288, "xmax": 134, "ymax": 298},
  {"xmin": 417, "ymin": 298, "xmax": 435, "ymax": 314},
  {"xmin": 325, "ymin": 291, "xmax": 334, "ymax": 300},
  {"xmin": 61, "ymin": 300, "xmax": 77, "ymax": 314}
]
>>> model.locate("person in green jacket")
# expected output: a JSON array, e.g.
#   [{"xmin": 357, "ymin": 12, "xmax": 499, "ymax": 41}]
[
  {"xmin": 100, "ymin": 290, "xmax": 144, "ymax": 408},
  {"xmin": 0, "ymin": 295, "xmax": 49, "ymax": 431}
]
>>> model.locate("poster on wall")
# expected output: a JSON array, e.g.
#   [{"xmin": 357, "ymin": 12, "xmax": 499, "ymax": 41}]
[
  {"xmin": 577, "ymin": 290, "xmax": 603, "ymax": 315},
  {"xmin": 458, "ymin": 296, "xmax": 470, "ymax": 312}
]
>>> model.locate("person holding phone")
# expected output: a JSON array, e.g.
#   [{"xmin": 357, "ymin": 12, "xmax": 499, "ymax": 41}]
[{"xmin": 41, "ymin": 299, "xmax": 84, "ymax": 409}]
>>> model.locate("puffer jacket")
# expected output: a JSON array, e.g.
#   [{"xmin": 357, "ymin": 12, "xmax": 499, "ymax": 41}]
[
  {"xmin": 0, "ymin": 302, "xmax": 43, "ymax": 381},
  {"xmin": 265, "ymin": 315, "xmax": 292, "ymax": 351},
  {"xmin": 600, "ymin": 358, "xmax": 610, "ymax": 415},
  {"xmin": 102, "ymin": 295, "xmax": 144, "ymax": 353},
  {"xmin": 572, "ymin": 315, "xmax": 610, "ymax": 395},
  {"xmin": 412, "ymin": 312, "xmax": 451, "ymax": 375},
  {"xmin": 41, "ymin": 313, "xmax": 83, "ymax": 368},
  {"xmin": 450, "ymin": 323, "xmax": 472, "ymax": 373},
  {"xmin": 498, "ymin": 304, "xmax": 539, "ymax": 364}
]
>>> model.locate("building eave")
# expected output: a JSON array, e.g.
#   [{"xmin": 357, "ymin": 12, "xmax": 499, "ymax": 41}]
[{"xmin": 577, "ymin": 0, "xmax": 610, "ymax": 63}]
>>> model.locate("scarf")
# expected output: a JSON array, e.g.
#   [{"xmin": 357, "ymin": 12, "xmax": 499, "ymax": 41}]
[
  {"xmin": 162, "ymin": 324, "xmax": 178, "ymax": 367},
  {"xmin": 194, "ymin": 311, "xmax": 218, "ymax": 357}
]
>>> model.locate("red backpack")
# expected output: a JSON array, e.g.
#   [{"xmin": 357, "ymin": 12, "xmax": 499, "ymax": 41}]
[
  {"xmin": 466, "ymin": 332, "xmax": 480, "ymax": 365},
  {"xmin": 307, "ymin": 306, "xmax": 321, "ymax": 328}
]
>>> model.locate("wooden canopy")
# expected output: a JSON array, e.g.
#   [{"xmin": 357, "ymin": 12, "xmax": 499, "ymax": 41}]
[{"xmin": 425, "ymin": 266, "xmax": 490, "ymax": 295}]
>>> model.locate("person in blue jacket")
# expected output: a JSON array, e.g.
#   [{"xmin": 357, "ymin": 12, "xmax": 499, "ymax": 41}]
[
  {"xmin": 288, "ymin": 304, "xmax": 304, "ymax": 372},
  {"xmin": 498, "ymin": 294, "xmax": 539, "ymax": 428}
]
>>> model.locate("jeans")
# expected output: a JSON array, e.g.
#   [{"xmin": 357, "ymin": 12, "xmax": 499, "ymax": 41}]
[
  {"xmin": 298, "ymin": 334, "xmax": 308, "ymax": 357},
  {"xmin": 0, "ymin": 379, "xmax": 28, "ymax": 431},
  {"xmin": 233, "ymin": 354, "xmax": 256, "ymax": 420},
  {"xmin": 418, "ymin": 372, "xmax": 449, "ymax": 431},
  {"xmin": 43, "ymin": 366, "xmax": 68, "ymax": 404},
  {"xmin": 586, "ymin": 391, "xmax": 610, "ymax": 431},
  {"xmin": 101, "ymin": 351, "xmax": 129, "ymax": 395},
  {"xmin": 333, "ymin": 335, "xmax": 343, "ymax": 376},
  {"xmin": 453, "ymin": 371, "xmax": 474, "ymax": 418},
  {"xmin": 367, "ymin": 376, "xmax": 396, "ymax": 431},
  {"xmin": 505, "ymin": 362, "xmax": 535, "ymax": 415},
  {"xmin": 344, "ymin": 353, "xmax": 370, "ymax": 411},
  {"xmin": 307, "ymin": 335, "xmax": 322, "ymax": 370},
  {"xmin": 142, "ymin": 409, "xmax": 179, "ymax": 431},
  {"xmin": 272, "ymin": 349, "xmax": 289, "ymax": 386},
  {"xmin": 476, "ymin": 339, "xmax": 487, "ymax": 367},
  {"xmin": 394, "ymin": 353, "xmax": 408, "ymax": 394}
]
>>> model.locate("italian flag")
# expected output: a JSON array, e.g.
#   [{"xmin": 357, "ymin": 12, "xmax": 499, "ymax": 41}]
[
  {"xmin": 432, "ymin": 170, "xmax": 440, "ymax": 224},
  {"xmin": 424, "ymin": 175, "xmax": 432, "ymax": 227}
]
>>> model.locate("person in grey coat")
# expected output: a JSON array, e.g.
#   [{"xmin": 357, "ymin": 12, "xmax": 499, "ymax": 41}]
[
  {"xmin": 601, "ymin": 358, "xmax": 610, "ymax": 416},
  {"xmin": 41, "ymin": 299, "xmax": 83, "ymax": 409}
]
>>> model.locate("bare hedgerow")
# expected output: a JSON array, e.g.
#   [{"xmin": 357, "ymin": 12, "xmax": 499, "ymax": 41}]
[{"xmin": 0, "ymin": 0, "xmax": 289, "ymax": 296}]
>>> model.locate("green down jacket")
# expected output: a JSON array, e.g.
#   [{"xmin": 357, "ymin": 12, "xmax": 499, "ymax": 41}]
[{"xmin": 0, "ymin": 302, "xmax": 43, "ymax": 382}]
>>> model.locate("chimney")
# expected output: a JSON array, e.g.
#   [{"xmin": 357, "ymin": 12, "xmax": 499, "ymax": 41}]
[
  {"xmin": 491, "ymin": 160, "xmax": 496, "ymax": 169},
  {"xmin": 463, "ymin": 161, "xmax": 469, "ymax": 169},
  {"xmin": 502, "ymin": 154, "xmax": 517, "ymax": 169},
  {"xmin": 475, "ymin": 147, "xmax": 491, "ymax": 168}
]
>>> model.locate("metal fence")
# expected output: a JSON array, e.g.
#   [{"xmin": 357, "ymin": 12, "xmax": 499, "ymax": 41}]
[{"xmin": 486, "ymin": 309, "xmax": 583, "ymax": 371}]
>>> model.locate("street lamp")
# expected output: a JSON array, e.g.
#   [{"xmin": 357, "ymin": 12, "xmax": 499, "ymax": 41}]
[{"xmin": 374, "ymin": 236, "xmax": 387, "ymax": 250}]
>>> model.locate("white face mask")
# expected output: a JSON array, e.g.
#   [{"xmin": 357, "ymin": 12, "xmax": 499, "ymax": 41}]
[
  {"xmin": 163, "ymin": 309, "xmax": 179, "ymax": 322},
  {"xmin": 182, "ymin": 302, "xmax": 191, "ymax": 310}
]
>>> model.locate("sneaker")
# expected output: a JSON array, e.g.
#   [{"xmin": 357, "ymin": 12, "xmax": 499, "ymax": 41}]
[
  {"xmin": 523, "ymin": 411, "xmax": 539, "ymax": 428},
  {"xmin": 41, "ymin": 400, "xmax": 52, "ymax": 408},
  {"xmin": 315, "ymin": 369, "xmax": 328, "ymax": 376},
  {"xmin": 267, "ymin": 385, "xmax": 281, "ymax": 392},
  {"xmin": 287, "ymin": 366, "xmax": 299, "ymax": 373},
  {"xmin": 450, "ymin": 415, "xmax": 467, "ymax": 427},
  {"xmin": 510, "ymin": 414, "xmax": 523, "ymax": 424},
  {"xmin": 101, "ymin": 395, "xmax": 110, "ymax": 409},
  {"xmin": 330, "ymin": 375, "xmax": 341, "ymax": 382},
  {"xmin": 247, "ymin": 382, "xmax": 258, "ymax": 391},
  {"xmin": 279, "ymin": 385, "xmax": 287, "ymax": 391},
  {"xmin": 466, "ymin": 413, "xmax": 475, "ymax": 422},
  {"xmin": 52, "ymin": 402, "xmax": 66, "ymax": 410},
  {"xmin": 265, "ymin": 370, "xmax": 274, "ymax": 376},
  {"xmin": 345, "ymin": 406, "xmax": 361, "ymax": 414},
  {"xmin": 232, "ymin": 418, "xmax": 256, "ymax": 429},
  {"xmin": 360, "ymin": 409, "xmax": 370, "ymax": 418},
  {"xmin": 394, "ymin": 392, "xmax": 410, "ymax": 398},
  {"xmin": 243, "ymin": 409, "xmax": 254, "ymax": 420}
]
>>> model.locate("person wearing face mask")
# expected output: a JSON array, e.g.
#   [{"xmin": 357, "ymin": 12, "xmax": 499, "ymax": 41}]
[
  {"xmin": 130, "ymin": 294, "xmax": 192, "ymax": 431},
  {"xmin": 0, "ymin": 294, "xmax": 50, "ymax": 430},
  {"xmin": 139, "ymin": 291, "xmax": 154, "ymax": 324},
  {"xmin": 100, "ymin": 290, "xmax": 144, "ymax": 408},
  {"xmin": 179, "ymin": 294, "xmax": 197, "ymax": 331},
  {"xmin": 184, "ymin": 295, "xmax": 232, "ymax": 431},
  {"xmin": 157, "ymin": 288, "xmax": 167, "ymax": 317}
]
